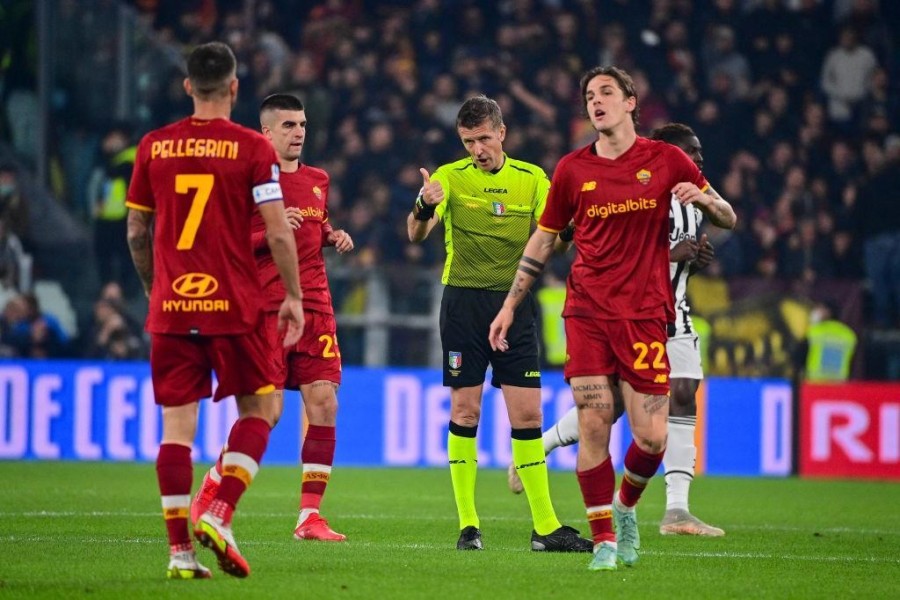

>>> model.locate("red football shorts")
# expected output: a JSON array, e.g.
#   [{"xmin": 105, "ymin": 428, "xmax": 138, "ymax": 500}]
[
  {"xmin": 264, "ymin": 309, "xmax": 342, "ymax": 390},
  {"xmin": 564, "ymin": 316, "xmax": 670, "ymax": 395},
  {"xmin": 150, "ymin": 326, "xmax": 277, "ymax": 406}
]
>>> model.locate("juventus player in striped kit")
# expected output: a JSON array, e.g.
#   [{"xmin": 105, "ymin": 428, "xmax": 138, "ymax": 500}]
[{"xmin": 508, "ymin": 123, "xmax": 736, "ymax": 538}]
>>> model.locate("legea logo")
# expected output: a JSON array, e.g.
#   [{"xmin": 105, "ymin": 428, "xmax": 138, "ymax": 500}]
[{"xmin": 172, "ymin": 273, "xmax": 219, "ymax": 298}]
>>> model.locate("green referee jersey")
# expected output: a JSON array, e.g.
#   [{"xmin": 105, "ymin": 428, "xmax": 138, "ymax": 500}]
[{"xmin": 433, "ymin": 154, "xmax": 549, "ymax": 291}]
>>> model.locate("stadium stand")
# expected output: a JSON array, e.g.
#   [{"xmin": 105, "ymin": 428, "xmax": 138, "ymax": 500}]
[{"xmin": 0, "ymin": 0, "xmax": 897, "ymax": 376}]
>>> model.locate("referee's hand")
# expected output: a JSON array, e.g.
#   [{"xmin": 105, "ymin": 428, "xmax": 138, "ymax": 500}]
[
  {"xmin": 419, "ymin": 168, "xmax": 444, "ymax": 206},
  {"xmin": 489, "ymin": 307, "xmax": 513, "ymax": 352}
]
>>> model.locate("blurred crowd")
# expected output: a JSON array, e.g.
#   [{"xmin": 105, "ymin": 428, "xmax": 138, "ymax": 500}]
[{"xmin": 1, "ymin": 0, "xmax": 899, "ymax": 361}]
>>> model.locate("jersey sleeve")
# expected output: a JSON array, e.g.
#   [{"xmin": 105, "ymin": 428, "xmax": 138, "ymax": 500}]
[
  {"xmin": 321, "ymin": 175, "xmax": 335, "ymax": 246},
  {"xmin": 432, "ymin": 167, "xmax": 450, "ymax": 221},
  {"xmin": 532, "ymin": 169, "xmax": 551, "ymax": 222},
  {"xmin": 538, "ymin": 157, "xmax": 574, "ymax": 232},
  {"xmin": 251, "ymin": 138, "xmax": 284, "ymax": 205},
  {"xmin": 125, "ymin": 136, "xmax": 155, "ymax": 212}
]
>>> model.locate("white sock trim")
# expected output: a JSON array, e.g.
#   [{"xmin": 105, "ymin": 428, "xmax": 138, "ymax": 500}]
[
  {"xmin": 161, "ymin": 495, "xmax": 191, "ymax": 509},
  {"xmin": 302, "ymin": 463, "xmax": 333, "ymax": 474},
  {"xmin": 222, "ymin": 452, "xmax": 260, "ymax": 479}
]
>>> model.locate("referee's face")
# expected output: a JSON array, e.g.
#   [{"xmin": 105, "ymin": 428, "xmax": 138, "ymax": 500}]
[{"xmin": 458, "ymin": 120, "xmax": 506, "ymax": 173}]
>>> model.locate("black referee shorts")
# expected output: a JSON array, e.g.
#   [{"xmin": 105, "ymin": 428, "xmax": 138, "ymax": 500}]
[{"xmin": 439, "ymin": 285, "xmax": 541, "ymax": 389}]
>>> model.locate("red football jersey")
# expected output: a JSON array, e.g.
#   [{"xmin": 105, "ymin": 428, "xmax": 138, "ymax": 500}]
[
  {"xmin": 251, "ymin": 164, "xmax": 334, "ymax": 315},
  {"xmin": 540, "ymin": 137, "xmax": 708, "ymax": 321},
  {"xmin": 126, "ymin": 117, "xmax": 283, "ymax": 335}
]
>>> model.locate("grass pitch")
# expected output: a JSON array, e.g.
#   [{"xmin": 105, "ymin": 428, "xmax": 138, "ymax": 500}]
[{"xmin": 1, "ymin": 462, "xmax": 898, "ymax": 599}]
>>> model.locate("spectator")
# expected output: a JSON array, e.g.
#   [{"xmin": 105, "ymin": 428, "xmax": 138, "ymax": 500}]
[
  {"xmin": 0, "ymin": 163, "xmax": 28, "ymax": 240},
  {"xmin": 87, "ymin": 125, "xmax": 139, "ymax": 297},
  {"xmin": 703, "ymin": 25, "xmax": 751, "ymax": 101},
  {"xmin": 0, "ymin": 292, "xmax": 69, "ymax": 358},
  {"xmin": 820, "ymin": 26, "xmax": 878, "ymax": 125},
  {"xmin": 81, "ymin": 297, "xmax": 147, "ymax": 360},
  {"xmin": 856, "ymin": 149, "xmax": 900, "ymax": 327},
  {"xmin": 0, "ymin": 217, "xmax": 29, "ymax": 292}
]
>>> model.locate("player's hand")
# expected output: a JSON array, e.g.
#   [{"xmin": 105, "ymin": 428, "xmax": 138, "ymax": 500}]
[
  {"xmin": 694, "ymin": 233, "xmax": 714, "ymax": 270},
  {"xmin": 328, "ymin": 229, "xmax": 354, "ymax": 254},
  {"xmin": 419, "ymin": 168, "xmax": 444, "ymax": 206},
  {"xmin": 671, "ymin": 182, "xmax": 708, "ymax": 208},
  {"xmin": 489, "ymin": 306, "xmax": 514, "ymax": 352},
  {"xmin": 670, "ymin": 238, "xmax": 699, "ymax": 263},
  {"xmin": 285, "ymin": 207, "xmax": 304, "ymax": 230},
  {"xmin": 278, "ymin": 296, "xmax": 305, "ymax": 347}
]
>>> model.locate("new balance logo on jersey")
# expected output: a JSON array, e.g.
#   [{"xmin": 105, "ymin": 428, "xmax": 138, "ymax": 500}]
[
  {"xmin": 581, "ymin": 181, "xmax": 597, "ymax": 191},
  {"xmin": 524, "ymin": 370, "xmax": 541, "ymax": 378},
  {"xmin": 484, "ymin": 187, "xmax": 508, "ymax": 193},
  {"xmin": 654, "ymin": 374, "xmax": 668, "ymax": 383}
]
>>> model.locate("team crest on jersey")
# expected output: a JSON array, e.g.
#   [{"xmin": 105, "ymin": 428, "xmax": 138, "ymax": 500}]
[
  {"xmin": 636, "ymin": 169, "xmax": 651, "ymax": 185},
  {"xmin": 448, "ymin": 351, "xmax": 462, "ymax": 369},
  {"xmin": 313, "ymin": 185, "xmax": 323, "ymax": 199},
  {"xmin": 492, "ymin": 201, "xmax": 506, "ymax": 215}
]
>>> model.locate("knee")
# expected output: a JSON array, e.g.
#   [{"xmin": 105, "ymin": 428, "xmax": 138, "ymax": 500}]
[
  {"xmin": 579, "ymin": 411, "xmax": 611, "ymax": 440},
  {"xmin": 633, "ymin": 433, "xmax": 667, "ymax": 455},
  {"xmin": 307, "ymin": 396, "xmax": 338, "ymax": 425},
  {"xmin": 451, "ymin": 404, "xmax": 480, "ymax": 427}
]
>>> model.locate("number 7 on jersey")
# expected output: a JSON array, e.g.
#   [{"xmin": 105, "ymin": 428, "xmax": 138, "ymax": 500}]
[{"xmin": 175, "ymin": 174, "xmax": 214, "ymax": 250}]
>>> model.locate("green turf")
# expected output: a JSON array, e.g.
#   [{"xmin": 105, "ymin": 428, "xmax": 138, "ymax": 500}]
[{"xmin": 1, "ymin": 463, "xmax": 898, "ymax": 599}]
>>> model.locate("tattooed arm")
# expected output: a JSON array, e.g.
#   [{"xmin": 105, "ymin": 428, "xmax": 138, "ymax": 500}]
[
  {"xmin": 672, "ymin": 182, "xmax": 736, "ymax": 230},
  {"xmin": 488, "ymin": 228, "xmax": 556, "ymax": 351},
  {"xmin": 126, "ymin": 208, "xmax": 154, "ymax": 298}
]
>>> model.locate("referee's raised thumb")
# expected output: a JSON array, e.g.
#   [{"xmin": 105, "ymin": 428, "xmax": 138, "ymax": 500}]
[{"xmin": 419, "ymin": 168, "xmax": 431, "ymax": 184}]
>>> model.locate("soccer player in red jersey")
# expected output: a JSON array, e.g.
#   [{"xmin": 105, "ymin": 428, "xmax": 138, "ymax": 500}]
[
  {"xmin": 191, "ymin": 94, "xmax": 353, "ymax": 542},
  {"xmin": 489, "ymin": 66, "xmax": 734, "ymax": 571},
  {"xmin": 508, "ymin": 123, "xmax": 736, "ymax": 539},
  {"xmin": 126, "ymin": 42, "xmax": 304, "ymax": 580}
]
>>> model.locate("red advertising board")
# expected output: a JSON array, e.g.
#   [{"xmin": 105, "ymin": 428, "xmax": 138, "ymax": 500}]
[{"xmin": 800, "ymin": 383, "xmax": 900, "ymax": 479}]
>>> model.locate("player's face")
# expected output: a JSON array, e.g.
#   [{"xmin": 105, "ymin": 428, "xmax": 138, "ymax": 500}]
[
  {"xmin": 458, "ymin": 121, "xmax": 506, "ymax": 172},
  {"xmin": 584, "ymin": 75, "xmax": 636, "ymax": 133},
  {"xmin": 677, "ymin": 136, "xmax": 704, "ymax": 169},
  {"xmin": 263, "ymin": 109, "xmax": 307, "ymax": 162}
]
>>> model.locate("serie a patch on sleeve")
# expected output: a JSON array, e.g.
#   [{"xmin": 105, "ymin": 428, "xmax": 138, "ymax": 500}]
[{"xmin": 253, "ymin": 181, "xmax": 283, "ymax": 204}]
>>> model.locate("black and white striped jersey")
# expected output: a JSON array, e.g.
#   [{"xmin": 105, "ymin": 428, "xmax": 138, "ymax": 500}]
[{"xmin": 669, "ymin": 197, "xmax": 703, "ymax": 337}]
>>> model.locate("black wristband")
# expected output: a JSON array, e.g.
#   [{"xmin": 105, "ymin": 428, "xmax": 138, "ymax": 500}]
[
  {"xmin": 558, "ymin": 224, "xmax": 575, "ymax": 242},
  {"xmin": 414, "ymin": 193, "xmax": 435, "ymax": 221}
]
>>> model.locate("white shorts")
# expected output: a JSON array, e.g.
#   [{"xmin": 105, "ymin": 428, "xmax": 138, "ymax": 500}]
[{"xmin": 666, "ymin": 335, "xmax": 703, "ymax": 380}]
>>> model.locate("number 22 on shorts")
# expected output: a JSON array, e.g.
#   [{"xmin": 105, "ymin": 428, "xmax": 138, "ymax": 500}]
[
  {"xmin": 319, "ymin": 334, "xmax": 340, "ymax": 358},
  {"xmin": 632, "ymin": 341, "xmax": 665, "ymax": 370}
]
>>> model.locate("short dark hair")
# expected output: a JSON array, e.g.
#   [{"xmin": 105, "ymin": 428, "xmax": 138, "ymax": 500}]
[
  {"xmin": 259, "ymin": 93, "xmax": 305, "ymax": 114},
  {"xmin": 579, "ymin": 65, "xmax": 640, "ymax": 126},
  {"xmin": 650, "ymin": 122, "xmax": 696, "ymax": 146},
  {"xmin": 456, "ymin": 95, "xmax": 503, "ymax": 130},
  {"xmin": 186, "ymin": 42, "xmax": 237, "ymax": 99}
]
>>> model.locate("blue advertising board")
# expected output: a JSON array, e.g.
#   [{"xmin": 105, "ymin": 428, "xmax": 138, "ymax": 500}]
[{"xmin": 0, "ymin": 361, "xmax": 791, "ymax": 476}]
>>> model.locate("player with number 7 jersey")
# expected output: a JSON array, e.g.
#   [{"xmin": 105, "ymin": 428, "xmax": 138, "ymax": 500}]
[
  {"xmin": 124, "ymin": 41, "xmax": 304, "ymax": 581},
  {"xmin": 127, "ymin": 119, "xmax": 282, "ymax": 336}
]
